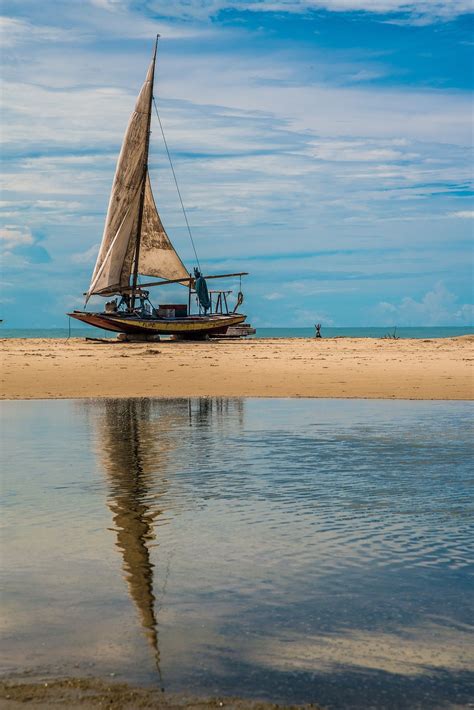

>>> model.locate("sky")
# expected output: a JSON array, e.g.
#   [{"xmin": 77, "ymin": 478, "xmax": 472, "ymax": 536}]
[{"xmin": 1, "ymin": 0, "xmax": 473, "ymax": 328}]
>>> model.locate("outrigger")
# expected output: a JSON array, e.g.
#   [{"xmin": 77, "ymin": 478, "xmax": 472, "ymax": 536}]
[{"xmin": 69, "ymin": 36, "xmax": 249, "ymax": 339}]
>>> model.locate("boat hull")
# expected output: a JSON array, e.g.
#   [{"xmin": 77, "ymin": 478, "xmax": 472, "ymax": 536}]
[
  {"xmin": 68, "ymin": 310, "xmax": 246, "ymax": 337},
  {"xmin": 209, "ymin": 323, "xmax": 256, "ymax": 338}
]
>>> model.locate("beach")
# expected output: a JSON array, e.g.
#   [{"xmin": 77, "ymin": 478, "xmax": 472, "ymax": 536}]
[
  {"xmin": 1, "ymin": 336, "xmax": 472, "ymax": 400},
  {"xmin": 1, "ymin": 678, "xmax": 316, "ymax": 709}
]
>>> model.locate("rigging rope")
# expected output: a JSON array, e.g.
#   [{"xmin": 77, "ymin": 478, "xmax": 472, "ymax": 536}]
[{"xmin": 152, "ymin": 97, "xmax": 201, "ymax": 271}]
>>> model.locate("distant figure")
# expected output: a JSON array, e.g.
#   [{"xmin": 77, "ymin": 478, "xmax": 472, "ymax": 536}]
[{"xmin": 315, "ymin": 323, "xmax": 322, "ymax": 338}]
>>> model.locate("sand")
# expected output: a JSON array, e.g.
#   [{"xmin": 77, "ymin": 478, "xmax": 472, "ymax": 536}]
[
  {"xmin": 0, "ymin": 678, "xmax": 314, "ymax": 709},
  {"xmin": 1, "ymin": 336, "xmax": 472, "ymax": 400}
]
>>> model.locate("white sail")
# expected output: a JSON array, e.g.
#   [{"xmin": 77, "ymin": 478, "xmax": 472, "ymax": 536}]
[
  {"xmin": 138, "ymin": 173, "xmax": 189, "ymax": 281},
  {"xmin": 86, "ymin": 45, "xmax": 187, "ymax": 300},
  {"xmin": 88, "ymin": 190, "xmax": 141, "ymax": 297}
]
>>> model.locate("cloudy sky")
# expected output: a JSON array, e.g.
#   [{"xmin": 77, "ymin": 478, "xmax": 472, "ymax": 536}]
[{"xmin": 1, "ymin": 0, "xmax": 473, "ymax": 327}]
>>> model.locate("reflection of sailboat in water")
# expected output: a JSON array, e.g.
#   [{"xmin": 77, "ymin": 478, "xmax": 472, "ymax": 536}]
[
  {"xmin": 87, "ymin": 397, "xmax": 245, "ymax": 685},
  {"xmin": 97, "ymin": 398, "xmax": 179, "ymax": 686}
]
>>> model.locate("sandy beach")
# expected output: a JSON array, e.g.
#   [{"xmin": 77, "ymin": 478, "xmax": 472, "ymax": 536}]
[
  {"xmin": 1, "ymin": 336, "xmax": 472, "ymax": 400},
  {"xmin": 0, "ymin": 678, "xmax": 315, "ymax": 709}
]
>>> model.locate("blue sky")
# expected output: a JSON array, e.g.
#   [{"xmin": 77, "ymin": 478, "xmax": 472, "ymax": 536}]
[{"xmin": 1, "ymin": 0, "xmax": 473, "ymax": 327}]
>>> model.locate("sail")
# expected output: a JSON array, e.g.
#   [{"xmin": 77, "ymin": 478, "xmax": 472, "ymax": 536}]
[
  {"xmin": 86, "ymin": 48, "xmax": 163, "ymax": 299},
  {"xmin": 87, "ymin": 56, "xmax": 154, "ymax": 298},
  {"xmin": 87, "ymin": 189, "xmax": 142, "ymax": 297},
  {"xmin": 139, "ymin": 173, "xmax": 189, "ymax": 281}
]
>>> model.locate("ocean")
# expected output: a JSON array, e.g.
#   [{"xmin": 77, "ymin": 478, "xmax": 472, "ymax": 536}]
[
  {"xmin": 2, "ymin": 397, "xmax": 473, "ymax": 708},
  {"xmin": 1, "ymin": 325, "xmax": 473, "ymax": 339}
]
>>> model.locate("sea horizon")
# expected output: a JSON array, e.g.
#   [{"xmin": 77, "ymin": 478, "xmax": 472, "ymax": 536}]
[{"xmin": 1, "ymin": 325, "xmax": 472, "ymax": 340}]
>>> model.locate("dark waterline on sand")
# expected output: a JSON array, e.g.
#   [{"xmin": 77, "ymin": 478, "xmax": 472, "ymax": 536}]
[{"xmin": 1, "ymin": 398, "xmax": 473, "ymax": 709}]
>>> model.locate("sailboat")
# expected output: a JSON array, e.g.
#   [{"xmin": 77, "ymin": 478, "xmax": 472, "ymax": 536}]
[{"xmin": 69, "ymin": 36, "xmax": 248, "ymax": 339}]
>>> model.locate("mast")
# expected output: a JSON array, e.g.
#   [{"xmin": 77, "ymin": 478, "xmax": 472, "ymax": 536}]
[{"xmin": 131, "ymin": 35, "xmax": 160, "ymax": 307}]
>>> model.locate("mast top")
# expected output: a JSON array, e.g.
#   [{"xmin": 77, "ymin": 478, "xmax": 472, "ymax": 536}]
[{"xmin": 130, "ymin": 34, "xmax": 160, "ymax": 300}]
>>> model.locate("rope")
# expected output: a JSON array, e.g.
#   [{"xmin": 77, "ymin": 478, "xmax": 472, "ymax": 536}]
[
  {"xmin": 233, "ymin": 291, "xmax": 244, "ymax": 313},
  {"xmin": 152, "ymin": 97, "xmax": 201, "ymax": 270}
]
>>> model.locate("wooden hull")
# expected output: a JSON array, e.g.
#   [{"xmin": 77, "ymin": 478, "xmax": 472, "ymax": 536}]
[
  {"xmin": 210, "ymin": 323, "xmax": 256, "ymax": 338},
  {"xmin": 68, "ymin": 310, "xmax": 246, "ymax": 337}
]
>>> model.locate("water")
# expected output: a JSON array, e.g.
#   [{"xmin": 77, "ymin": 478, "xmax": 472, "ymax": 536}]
[
  {"xmin": 255, "ymin": 326, "xmax": 474, "ymax": 339},
  {"xmin": 0, "ymin": 325, "xmax": 473, "ymax": 339},
  {"xmin": 1, "ymin": 398, "xmax": 473, "ymax": 709}
]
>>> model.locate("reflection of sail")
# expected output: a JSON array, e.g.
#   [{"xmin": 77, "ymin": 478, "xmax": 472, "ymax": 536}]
[
  {"xmin": 98, "ymin": 399, "xmax": 173, "ymax": 683},
  {"xmin": 84, "ymin": 397, "xmax": 246, "ymax": 684}
]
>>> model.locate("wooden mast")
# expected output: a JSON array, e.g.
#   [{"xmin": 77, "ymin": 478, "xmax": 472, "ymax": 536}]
[{"xmin": 130, "ymin": 35, "xmax": 159, "ymax": 309}]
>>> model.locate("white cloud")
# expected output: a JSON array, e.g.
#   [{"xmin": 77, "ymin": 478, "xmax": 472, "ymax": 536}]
[
  {"xmin": 35, "ymin": 200, "xmax": 83, "ymax": 210},
  {"xmin": 64, "ymin": 293, "xmax": 90, "ymax": 309},
  {"xmin": 286, "ymin": 280, "xmax": 359, "ymax": 296},
  {"xmin": 2, "ymin": 171, "xmax": 99, "ymax": 197},
  {"xmin": 0, "ymin": 226, "xmax": 34, "ymax": 250},
  {"xmin": 0, "ymin": 198, "xmax": 85, "ymax": 211},
  {"xmin": 311, "ymin": 139, "xmax": 419, "ymax": 163},
  {"xmin": 0, "ymin": 16, "xmax": 82, "ymax": 47},
  {"xmin": 1, "ymin": 6, "xmax": 214, "ymax": 47},
  {"xmin": 71, "ymin": 244, "xmax": 101, "ymax": 264},
  {"xmin": 292, "ymin": 307, "xmax": 334, "ymax": 325},
  {"xmin": 448, "ymin": 210, "xmax": 474, "ymax": 219},
  {"xmin": 2, "ymin": 24, "xmax": 472, "ymax": 153},
  {"xmin": 140, "ymin": 0, "xmax": 472, "ymax": 23},
  {"xmin": 154, "ymin": 55, "xmax": 472, "ymax": 146},
  {"xmin": 374, "ymin": 282, "xmax": 474, "ymax": 326},
  {"xmin": 83, "ymin": 1, "xmax": 216, "ymax": 39},
  {"xmin": 89, "ymin": 0, "xmax": 125, "ymax": 9}
]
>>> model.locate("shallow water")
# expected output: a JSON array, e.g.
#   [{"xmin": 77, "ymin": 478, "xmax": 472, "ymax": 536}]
[{"xmin": 1, "ymin": 398, "xmax": 473, "ymax": 709}]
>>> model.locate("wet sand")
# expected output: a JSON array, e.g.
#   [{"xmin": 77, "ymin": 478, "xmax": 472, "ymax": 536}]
[
  {"xmin": 0, "ymin": 336, "xmax": 472, "ymax": 400},
  {"xmin": 0, "ymin": 678, "xmax": 315, "ymax": 709}
]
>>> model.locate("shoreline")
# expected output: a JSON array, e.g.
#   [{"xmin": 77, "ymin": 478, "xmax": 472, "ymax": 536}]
[
  {"xmin": 1, "ymin": 336, "xmax": 472, "ymax": 401},
  {"xmin": 0, "ymin": 677, "xmax": 315, "ymax": 709}
]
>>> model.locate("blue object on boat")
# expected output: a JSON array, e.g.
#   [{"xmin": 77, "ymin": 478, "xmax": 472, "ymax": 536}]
[{"xmin": 194, "ymin": 269, "xmax": 211, "ymax": 312}]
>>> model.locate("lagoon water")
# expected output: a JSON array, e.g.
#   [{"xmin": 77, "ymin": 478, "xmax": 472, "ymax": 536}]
[{"xmin": 1, "ymin": 398, "xmax": 473, "ymax": 708}]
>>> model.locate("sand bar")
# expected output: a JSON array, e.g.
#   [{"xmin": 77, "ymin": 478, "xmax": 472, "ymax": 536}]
[
  {"xmin": 0, "ymin": 678, "xmax": 315, "ymax": 709},
  {"xmin": 1, "ymin": 336, "xmax": 472, "ymax": 400}
]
